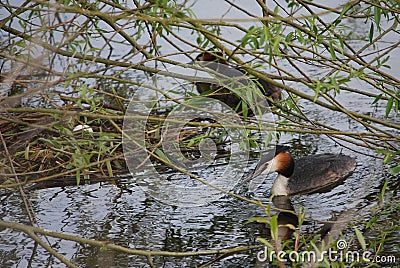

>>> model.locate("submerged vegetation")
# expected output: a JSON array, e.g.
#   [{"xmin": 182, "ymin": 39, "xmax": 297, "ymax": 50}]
[{"xmin": 0, "ymin": 0, "xmax": 399, "ymax": 267}]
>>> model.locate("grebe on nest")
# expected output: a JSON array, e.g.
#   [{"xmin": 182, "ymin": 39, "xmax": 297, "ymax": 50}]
[{"xmin": 194, "ymin": 51, "xmax": 281, "ymax": 111}]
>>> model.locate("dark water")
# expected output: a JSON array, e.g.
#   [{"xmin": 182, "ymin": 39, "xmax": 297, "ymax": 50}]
[
  {"xmin": 0, "ymin": 124, "xmax": 398, "ymax": 268},
  {"xmin": 1, "ymin": 0, "xmax": 399, "ymax": 267},
  {"xmin": 0, "ymin": 151, "xmax": 398, "ymax": 267}
]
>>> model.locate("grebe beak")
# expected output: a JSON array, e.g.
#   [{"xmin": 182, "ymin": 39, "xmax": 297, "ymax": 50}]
[{"xmin": 243, "ymin": 158, "xmax": 273, "ymax": 183}]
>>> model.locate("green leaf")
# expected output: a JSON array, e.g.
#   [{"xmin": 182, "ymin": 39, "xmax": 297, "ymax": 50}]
[
  {"xmin": 379, "ymin": 179, "xmax": 389, "ymax": 202},
  {"xmin": 257, "ymin": 237, "xmax": 273, "ymax": 248},
  {"xmin": 390, "ymin": 165, "xmax": 400, "ymax": 174},
  {"xmin": 374, "ymin": 6, "xmax": 381, "ymax": 30},
  {"xmin": 329, "ymin": 41, "xmax": 336, "ymax": 60},
  {"xmin": 338, "ymin": 38, "xmax": 344, "ymax": 54},
  {"xmin": 284, "ymin": 224, "xmax": 297, "ymax": 230},
  {"xmin": 285, "ymin": 32, "xmax": 294, "ymax": 43},
  {"xmin": 386, "ymin": 97, "xmax": 393, "ymax": 117},
  {"xmin": 245, "ymin": 217, "xmax": 270, "ymax": 225},
  {"xmin": 312, "ymin": 24, "xmax": 318, "ymax": 35},
  {"xmin": 272, "ymin": 35, "xmax": 281, "ymax": 54},
  {"xmin": 369, "ymin": 22, "xmax": 374, "ymax": 43},
  {"xmin": 106, "ymin": 161, "xmax": 113, "ymax": 177},
  {"xmin": 372, "ymin": 94, "xmax": 383, "ymax": 104},
  {"xmin": 76, "ymin": 169, "xmax": 81, "ymax": 186},
  {"xmin": 296, "ymin": 29, "xmax": 305, "ymax": 45},
  {"xmin": 270, "ymin": 215, "xmax": 278, "ymax": 241},
  {"xmin": 155, "ymin": 148, "xmax": 170, "ymax": 164},
  {"xmin": 366, "ymin": 216, "xmax": 377, "ymax": 229},
  {"xmin": 354, "ymin": 226, "xmax": 367, "ymax": 251},
  {"xmin": 383, "ymin": 152, "xmax": 392, "ymax": 164},
  {"xmin": 168, "ymin": 90, "xmax": 181, "ymax": 95},
  {"xmin": 313, "ymin": 80, "xmax": 321, "ymax": 102}
]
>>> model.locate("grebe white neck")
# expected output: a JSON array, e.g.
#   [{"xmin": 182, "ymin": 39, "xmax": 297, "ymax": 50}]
[{"xmin": 271, "ymin": 174, "xmax": 289, "ymax": 196}]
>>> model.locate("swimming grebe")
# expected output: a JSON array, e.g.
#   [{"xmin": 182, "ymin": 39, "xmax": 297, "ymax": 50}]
[
  {"xmin": 194, "ymin": 51, "xmax": 281, "ymax": 110},
  {"xmin": 246, "ymin": 146, "xmax": 356, "ymax": 196}
]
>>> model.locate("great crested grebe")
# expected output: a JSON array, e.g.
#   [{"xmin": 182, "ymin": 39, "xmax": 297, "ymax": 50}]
[
  {"xmin": 245, "ymin": 146, "xmax": 356, "ymax": 196},
  {"xmin": 194, "ymin": 51, "xmax": 281, "ymax": 110}
]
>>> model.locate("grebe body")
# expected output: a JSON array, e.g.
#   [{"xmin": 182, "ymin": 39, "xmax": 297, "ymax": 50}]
[{"xmin": 247, "ymin": 147, "xmax": 356, "ymax": 196}]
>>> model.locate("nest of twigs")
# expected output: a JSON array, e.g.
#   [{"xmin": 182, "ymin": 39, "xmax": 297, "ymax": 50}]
[{"xmin": 0, "ymin": 110, "xmax": 127, "ymax": 190}]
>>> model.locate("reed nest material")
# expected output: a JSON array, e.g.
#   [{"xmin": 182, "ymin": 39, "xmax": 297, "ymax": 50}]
[
  {"xmin": 0, "ymin": 110, "xmax": 126, "ymax": 189},
  {"xmin": 0, "ymin": 109, "xmax": 238, "ymax": 191}
]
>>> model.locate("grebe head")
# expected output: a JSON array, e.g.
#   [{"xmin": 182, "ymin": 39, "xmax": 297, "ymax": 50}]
[
  {"xmin": 245, "ymin": 146, "xmax": 294, "ymax": 182},
  {"xmin": 195, "ymin": 50, "xmax": 227, "ymax": 64},
  {"xmin": 271, "ymin": 149, "xmax": 295, "ymax": 177}
]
